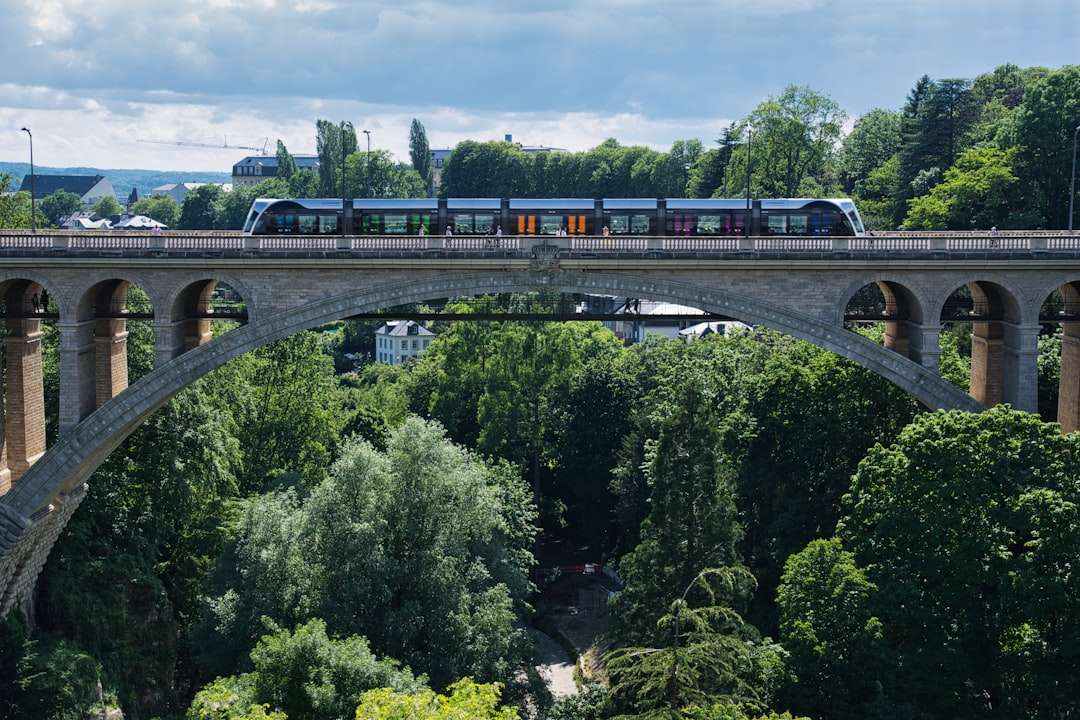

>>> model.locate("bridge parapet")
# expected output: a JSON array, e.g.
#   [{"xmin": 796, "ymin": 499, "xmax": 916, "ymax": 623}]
[{"xmin": 2, "ymin": 230, "xmax": 1079, "ymax": 256}]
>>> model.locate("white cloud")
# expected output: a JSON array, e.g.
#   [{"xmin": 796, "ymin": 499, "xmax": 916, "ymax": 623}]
[{"xmin": 3, "ymin": 0, "xmax": 1078, "ymax": 173}]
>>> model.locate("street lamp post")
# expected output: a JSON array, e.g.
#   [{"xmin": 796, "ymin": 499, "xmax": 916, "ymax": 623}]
[
  {"xmin": 1070, "ymin": 124, "xmax": 1080, "ymax": 233},
  {"xmin": 363, "ymin": 130, "xmax": 371, "ymax": 198},
  {"xmin": 20, "ymin": 127, "xmax": 36, "ymax": 233},
  {"xmin": 745, "ymin": 125, "xmax": 753, "ymax": 238}
]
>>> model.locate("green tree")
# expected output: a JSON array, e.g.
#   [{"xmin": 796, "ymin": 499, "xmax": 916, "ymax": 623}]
[
  {"xmin": 840, "ymin": 406, "xmax": 1080, "ymax": 718},
  {"xmin": 0, "ymin": 607, "xmax": 47, "ymax": 719},
  {"xmin": 129, "ymin": 193, "xmax": 180, "ymax": 228},
  {"xmin": 725, "ymin": 85, "xmax": 846, "ymax": 197},
  {"xmin": 317, "ymin": 119, "xmax": 357, "ymax": 197},
  {"xmin": 178, "ymin": 183, "xmax": 225, "ymax": 230},
  {"xmin": 477, "ymin": 319, "xmax": 583, "ymax": 497},
  {"xmin": 212, "ymin": 332, "xmax": 340, "ymax": 492},
  {"xmin": 409, "ymin": 118, "xmax": 434, "ymax": 196},
  {"xmin": 549, "ymin": 330, "xmax": 639, "ymax": 551},
  {"xmin": 353, "ymin": 679, "xmax": 519, "ymax": 720},
  {"xmin": 1011, "ymin": 64, "xmax": 1080, "ymax": 228},
  {"xmin": 897, "ymin": 76, "xmax": 977, "ymax": 199},
  {"xmin": 188, "ymin": 619, "xmax": 420, "ymax": 720},
  {"xmin": 345, "ymin": 149, "xmax": 425, "ymax": 199},
  {"xmin": 836, "ymin": 108, "xmax": 901, "ymax": 195},
  {"xmin": 91, "ymin": 195, "xmax": 122, "ymax": 217},
  {"xmin": 40, "ymin": 189, "xmax": 85, "ymax": 226},
  {"xmin": 0, "ymin": 173, "xmax": 33, "ymax": 228},
  {"xmin": 613, "ymin": 383, "xmax": 746, "ymax": 646},
  {"xmin": 606, "ymin": 568, "xmax": 764, "ymax": 717},
  {"xmin": 687, "ymin": 125, "xmax": 738, "ymax": 198},
  {"xmin": 275, "ymin": 139, "xmax": 298, "ymax": 180},
  {"xmin": 736, "ymin": 337, "xmax": 920, "ymax": 630},
  {"xmin": 439, "ymin": 140, "xmax": 529, "ymax": 198},
  {"xmin": 654, "ymin": 139, "xmax": 705, "ymax": 198},
  {"xmin": 216, "ymin": 183, "xmax": 260, "ymax": 230},
  {"xmin": 36, "ymin": 383, "xmax": 240, "ymax": 716},
  {"xmin": 776, "ymin": 538, "xmax": 888, "ymax": 720},
  {"xmin": 905, "ymin": 147, "xmax": 1018, "ymax": 230},
  {"xmin": 197, "ymin": 417, "xmax": 537, "ymax": 689},
  {"xmin": 854, "ymin": 155, "xmax": 904, "ymax": 230}
]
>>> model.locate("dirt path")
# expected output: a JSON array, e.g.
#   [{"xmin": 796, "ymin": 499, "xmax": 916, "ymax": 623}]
[{"xmin": 531, "ymin": 627, "xmax": 578, "ymax": 697}]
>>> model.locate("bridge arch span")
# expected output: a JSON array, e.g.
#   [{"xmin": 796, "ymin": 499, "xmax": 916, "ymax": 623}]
[
  {"xmin": 7, "ymin": 269, "xmax": 984, "ymax": 518},
  {"xmin": 160, "ymin": 271, "xmax": 260, "ymax": 322},
  {"xmin": 835, "ymin": 275, "xmax": 929, "ymax": 325},
  {"xmin": 928, "ymin": 276, "xmax": 1030, "ymax": 324}
]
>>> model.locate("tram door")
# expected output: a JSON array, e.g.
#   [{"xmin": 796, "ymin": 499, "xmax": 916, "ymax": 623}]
[
  {"xmin": 566, "ymin": 215, "xmax": 587, "ymax": 235},
  {"xmin": 516, "ymin": 215, "xmax": 537, "ymax": 235}
]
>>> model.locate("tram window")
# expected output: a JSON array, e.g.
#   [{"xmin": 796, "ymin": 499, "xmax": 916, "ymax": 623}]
[
  {"xmin": 630, "ymin": 215, "xmax": 650, "ymax": 234},
  {"xmin": 384, "ymin": 214, "xmax": 408, "ymax": 234},
  {"xmin": 299, "ymin": 215, "xmax": 318, "ymax": 234},
  {"xmin": 474, "ymin": 214, "xmax": 495, "ymax": 234},
  {"xmin": 788, "ymin": 215, "xmax": 809, "ymax": 234},
  {"xmin": 540, "ymin": 216, "xmax": 562, "ymax": 234},
  {"xmin": 609, "ymin": 215, "xmax": 629, "ymax": 233},
  {"xmin": 697, "ymin": 215, "xmax": 721, "ymax": 234},
  {"xmin": 453, "ymin": 214, "xmax": 474, "ymax": 234},
  {"xmin": 766, "ymin": 215, "xmax": 788, "ymax": 234},
  {"xmin": 411, "ymin": 214, "xmax": 431, "ymax": 234},
  {"xmin": 319, "ymin": 216, "xmax": 339, "ymax": 234}
]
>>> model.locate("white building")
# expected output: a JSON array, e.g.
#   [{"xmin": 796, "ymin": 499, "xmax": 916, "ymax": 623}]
[
  {"xmin": 374, "ymin": 320, "xmax": 436, "ymax": 365},
  {"xmin": 678, "ymin": 320, "xmax": 751, "ymax": 341},
  {"xmin": 152, "ymin": 182, "xmax": 209, "ymax": 206}
]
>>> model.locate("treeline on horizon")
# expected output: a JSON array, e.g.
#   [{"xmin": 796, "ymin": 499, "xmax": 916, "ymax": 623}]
[{"xmin": 2, "ymin": 62, "xmax": 1078, "ymax": 234}]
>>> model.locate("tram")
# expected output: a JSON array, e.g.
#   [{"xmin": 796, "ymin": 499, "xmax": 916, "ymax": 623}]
[{"xmin": 242, "ymin": 197, "xmax": 866, "ymax": 238}]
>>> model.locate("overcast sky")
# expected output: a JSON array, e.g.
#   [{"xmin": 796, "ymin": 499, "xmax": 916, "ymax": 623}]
[{"xmin": 3, "ymin": 0, "xmax": 1078, "ymax": 174}]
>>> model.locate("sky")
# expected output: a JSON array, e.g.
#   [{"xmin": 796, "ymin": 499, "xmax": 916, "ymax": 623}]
[{"xmin": 2, "ymin": 0, "xmax": 1078, "ymax": 175}]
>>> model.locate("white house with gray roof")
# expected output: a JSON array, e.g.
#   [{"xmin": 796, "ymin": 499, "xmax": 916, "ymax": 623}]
[{"xmin": 374, "ymin": 320, "xmax": 436, "ymax": 365}]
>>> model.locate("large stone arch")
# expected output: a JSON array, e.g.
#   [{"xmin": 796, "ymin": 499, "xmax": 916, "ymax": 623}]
[
  {"xmin": 835, "ymin": 275, "xmax": 930, "ymax": 361},
  {"xmin": 3, "ymin": 268, "xmax": 984, "ymax": 519}
]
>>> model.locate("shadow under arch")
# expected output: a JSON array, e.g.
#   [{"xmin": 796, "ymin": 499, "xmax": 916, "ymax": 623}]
[{"xmin": 2, "ymin": 269, "xmax": 986, "ymax": 522}]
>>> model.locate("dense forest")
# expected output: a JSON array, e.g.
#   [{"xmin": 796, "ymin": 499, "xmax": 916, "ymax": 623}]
[{"xmin": 2, "ymin": 64, "xmax": 1080, "ymax": 720}]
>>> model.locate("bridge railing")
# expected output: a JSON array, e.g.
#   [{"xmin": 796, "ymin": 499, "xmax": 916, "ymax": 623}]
[{"xmin": 2, "ymin": 230, "xmax": 1080, "ymax": 254}]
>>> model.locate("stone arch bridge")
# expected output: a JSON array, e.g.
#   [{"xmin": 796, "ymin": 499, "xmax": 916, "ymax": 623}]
[{"xmin": 2, "ymin": 229, "xmax": 1080, "ymax": 612}]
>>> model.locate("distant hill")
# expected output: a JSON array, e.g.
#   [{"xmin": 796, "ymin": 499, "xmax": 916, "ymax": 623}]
[{"xmin": 0, "ymin": 162, "xmax": 233, "ymax": 202}]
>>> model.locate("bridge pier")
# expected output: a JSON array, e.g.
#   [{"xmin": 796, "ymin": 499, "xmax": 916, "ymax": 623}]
[
  {"xmin": 154, "ymin": 318, "xmax": 190, "ymax": 365},
  {"xmin": 1002, "ymin": 323, "xmax": 1040, "ymax": 413},
  {"xmin": 970, "ymin": 321, "xmax": 1005, "ymax": 407},
  {"xmin": 883, "ymin": 319, "xmax": 910, "ymax": 357},
  {"xmin": 94, "ymin": 318, "xmax": 129, "ymax": 407},
  {"xmin": 1, "ymin": 319, "xmax": 46, "ymax": 490},
  {"xmin": 907, "ymin": 322, "xmax": 942, "ymax": 371},
  {"xmin": 57, "ymin": 319, "xmax": 99, "ymax": 437},
  {"xmin": 1059, "ymin": 321, "xmax": 1080, "ymax": 433}
]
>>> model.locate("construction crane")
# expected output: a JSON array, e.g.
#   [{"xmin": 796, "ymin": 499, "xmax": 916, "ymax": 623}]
[{"xmin": 137, "ymin": 136, "xmax": 270, "ymax": 155}]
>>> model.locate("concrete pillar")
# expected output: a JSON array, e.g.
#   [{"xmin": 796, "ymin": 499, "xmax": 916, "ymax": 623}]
[
  {"xmin": 153, "ymin": 317, "xmax": 190, "ymax": 366},
  {"xmin": 1001, "ymin": 322, "xmax": 1040, "ymax": 414},
  {"xmin": 970, "ymin": 321, "xmax": 1005, "ymax": 407},
  {"xmin": 94, "ymin": 318, "xmax": 129, "ymax": 407},
  {"xmin": 4, "ymin": 319, "xmax": 46, "ymax": 483},
  {"xmin": 185, "ymin": 316, "xmax": 213, "ymax": 351},
  {"xmin": 908, "ymin": 322, "xmax": 942, "ymax": 370},
  {"xmin": 883, "ymin": 320, "xmax": 911, "ymax": 357},
  {"xmin": 1059, "ymin": 321, "xmax": 1080, "ymax": 433},
  {"xmin": 57, "ymin": 319, "xmax": 98, "ymax": 437}
]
